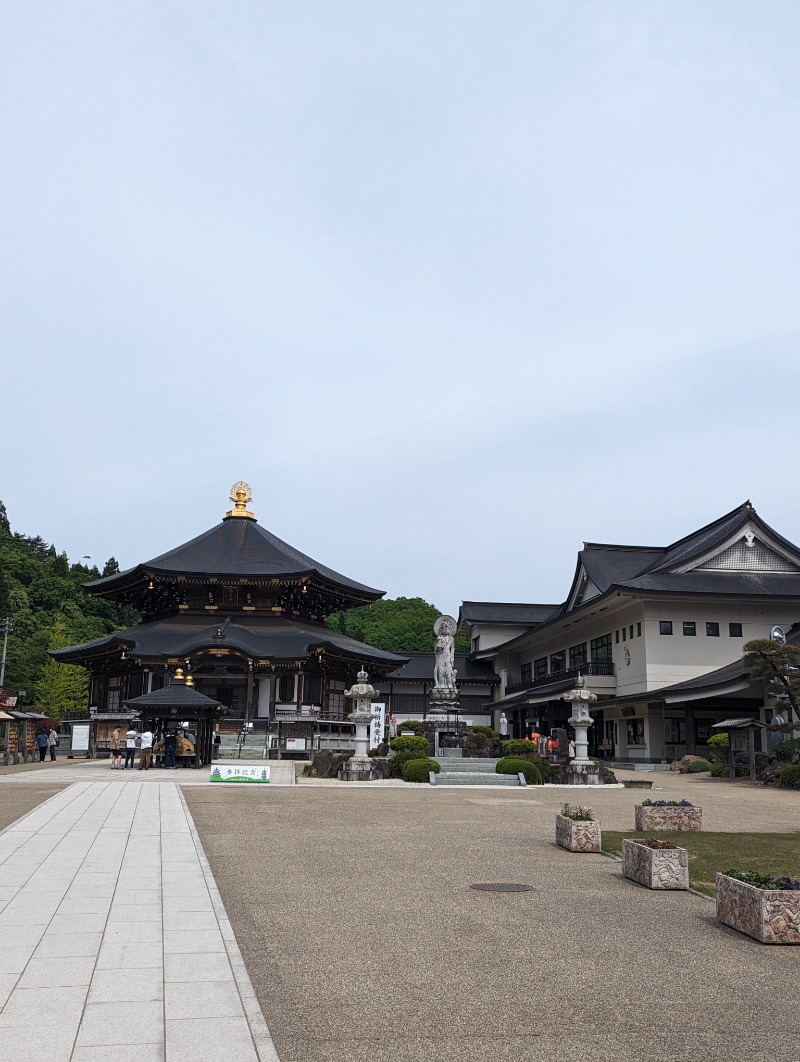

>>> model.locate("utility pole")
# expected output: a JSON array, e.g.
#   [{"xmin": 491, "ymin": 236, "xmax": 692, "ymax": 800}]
[{"xmin": 0, "ymin": 617, "xmax": 11, "ymax": 687}]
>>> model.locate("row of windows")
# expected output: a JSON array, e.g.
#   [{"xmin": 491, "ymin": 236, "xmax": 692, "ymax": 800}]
[
  {"xmin": 660, "ymin": 621, "xmax": 742, "ymax": 637},
  {"xmin": 615, "ymin": 624, "xmax": 642, "ymax": 643},
  {"xmin": 522, "ymin": 634, "xmax": 614, "ymax": 681}
]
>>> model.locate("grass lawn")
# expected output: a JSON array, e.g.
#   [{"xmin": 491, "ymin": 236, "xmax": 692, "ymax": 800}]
[{"xmin": 602, "ymin": 831, "xmax": 800, "ymax": 897}]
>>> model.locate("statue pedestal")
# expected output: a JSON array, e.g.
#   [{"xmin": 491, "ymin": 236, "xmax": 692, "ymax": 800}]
[{"xmin": 565, "ymin": 762, "xmax": 602, "ymax": 786}]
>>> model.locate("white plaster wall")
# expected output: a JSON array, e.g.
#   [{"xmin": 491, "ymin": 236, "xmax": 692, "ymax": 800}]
[
  {"xmin": 642, "ymin": 602, "xmax": 800, "ymax": 689},
  {"xmin": 256, "ymin": 676, "xmax": 272, "ymax": 717}
]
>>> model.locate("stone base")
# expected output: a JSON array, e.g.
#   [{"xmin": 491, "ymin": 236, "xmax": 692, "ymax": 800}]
[
  {"xmin": 565, "ymin": 763, "xmax": 602, "ymax": 786},
  {"xmin": 555, "ymin": 813, "xmax": 601, "ymax": 852},
  {"xmin": 716, "ymin": 873, "xmax": 800, "ymax": 944},
  {"xmin": 339, "ymin": 756, "xmax": 378, "ymax": 782},
  {"xmin": 622, "ymin": 839, "xmax": 689, "ymax": 889},
  {"xmin": 635, "ymin": 806, "xmax": 702, "ymax": 831}
]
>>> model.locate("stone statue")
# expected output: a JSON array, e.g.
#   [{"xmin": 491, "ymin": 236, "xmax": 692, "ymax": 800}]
[{"xmin": 433, "ymin": 615, "xmax": 457, "ymax": 689}]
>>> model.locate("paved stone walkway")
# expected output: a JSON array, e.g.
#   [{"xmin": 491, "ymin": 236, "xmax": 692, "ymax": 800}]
[
  {"xmin": 0, "ymin": 781, "xmax": 280, "ymax": 1062},
  {"xmin": 0, "ymin": 758, "xmax": 296, "ymax": 786}
]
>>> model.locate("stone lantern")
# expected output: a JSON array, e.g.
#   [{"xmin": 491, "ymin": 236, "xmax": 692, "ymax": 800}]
[
  {"xmin": 561, "ymin": 674, "xmax": 601, "ymax": 785},
  {"xmin": 342, "ymin": 669, "xmax": 380, "ymax": 781}
]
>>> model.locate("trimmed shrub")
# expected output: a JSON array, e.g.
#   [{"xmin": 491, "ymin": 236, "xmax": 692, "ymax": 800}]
[
  {"xmin": 779, "ymin": 764, "xmax": 800, "ymax": 789},
  {"xmin": 710, "ymin": 762, "xmax": 723, "ymax": 777},
  {"xmin": 501, "ymin": 739, "xmax": 539, "ymax": 759},
  {"xmin": 687, "ymin": 757, "xmax": 713, "ymax": 773},
  {"xmin": 389, "ymin": 735, "xmax": 430, "ymax": 777},
  {"xmin": 402, "ymin": 758, "xmax": 440, "ymax": 783},
  {"xmin": 496, "ymin": 757, "xmax": 542, "ymax": 784},
  {"xmin": 395, "ymin": 720, "xmax": 426, "ymax": 736},
  {"xmin": 470, "ymin": 725, "xmax": 498, "ymax": 741},
  {"xmin": 706, "ymin": 733, "xmax": 729, "ymax": 764},
  {"xmin": 773, "ymin": 738, "xmax": 800, "ymax": 763}
]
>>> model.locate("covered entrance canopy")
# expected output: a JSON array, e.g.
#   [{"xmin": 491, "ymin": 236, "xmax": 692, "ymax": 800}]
[{"xmin": 125, "ymin": 671, "xmax": 224, "ymax": 768}]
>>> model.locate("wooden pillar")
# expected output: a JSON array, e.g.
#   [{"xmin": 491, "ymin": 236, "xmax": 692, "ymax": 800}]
[
  {"xmin": 245, "ymin": 668, "xmax": 254, "ymax": 726},
  {"xmin": 748, "ymin": 726, "xmax": 756, "ymax": 780},
  {"xmin": 684, "ymin": 704, "xmax": 696, "ymax": 755}
]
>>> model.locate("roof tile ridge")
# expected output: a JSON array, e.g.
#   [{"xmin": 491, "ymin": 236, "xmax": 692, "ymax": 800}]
[{"xmin": 641, "ymin": 500, "xmax": 756, "ymax": 574}]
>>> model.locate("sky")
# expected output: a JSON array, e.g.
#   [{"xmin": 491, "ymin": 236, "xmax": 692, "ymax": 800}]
[{"xmin": 3, "ymin": 1, "xmax": 800, "ymax": 615}]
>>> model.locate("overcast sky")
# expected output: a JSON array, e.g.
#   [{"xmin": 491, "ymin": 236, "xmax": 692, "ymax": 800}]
[{"xmin": 3, "ymin": 2, "xmax": 800, "ymax": 615}]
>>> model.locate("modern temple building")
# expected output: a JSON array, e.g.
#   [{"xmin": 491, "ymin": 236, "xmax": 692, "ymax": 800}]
[
  {"xmin": 53, "ymin": 483, "xmax": 408, "ymax": 753},
  {"xmin": 460, "ymin": 502, "xmax": 800, "ymax": 763}
]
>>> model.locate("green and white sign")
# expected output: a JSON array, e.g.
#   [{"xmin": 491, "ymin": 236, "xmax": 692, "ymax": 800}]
[{"xmin": 209, "ymin": 765, "xmax": 270, "ymax": 783}]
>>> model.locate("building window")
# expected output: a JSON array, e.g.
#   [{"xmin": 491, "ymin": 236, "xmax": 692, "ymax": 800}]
[
  {"xmin": 626, "ymin": 719, "xmax": 646, "ymax": 745},
  {"xmin": 590, "ymin": 634, "xmax": 613, "ymax": 662},
  {"xmin": 550, "ymin": 650, "xmax": 566, "ymax": 673},
  {"xmin": 683, "ymin": 622, "xmax": 696, "ymax": 636},
  {"xmin": 706, "ymin": 622, "xmax": 720, "ymax": 637},
  {"xmin": 664, "ymin": 718, "xmax": 686, "ymax": 744},
  {"xmin": 615, "ymin": 630, "xmax": 620, "ymax": 644},
  {"xmin": 569, "ymin": 642, "xmax": 587, "ymax": 668},
  {"xmin": 277, "ymin": 674, "xmax": 296, "ymax": 701},
  {"xmin": 629, "ymin": 625, "xmax": 634, "ymax": 640},
  {"xmin": 637, "ymin": 622, "xmax": 641, "ymax": 637},
  {"xmin": 106, "ymin": 677, "xmax": 123, "ymax": 712},
  {"xmin": 729, "ymin": 623, "xmax": 743, "ymax": 637},
  {"xmin": 327, "ymin": 679, "xmax": 346, "ymax": 716},
  {"xmin": 534, "ymin": 657, "xmax": 548, "ymax": 680},
  {"xmin": 660, "ymin": 621, "xmax": 673, "ymax": 635},
  {"xmin": 472, "ymin": 636, "xmax": 479, "ymax": 653},
  {"xmin": 520, "ymin": 662, "xmax": 532, "ymax": 685},
  {"xmin": 302, "ymin": 674, "xmax": 323, "ymax": 705}
]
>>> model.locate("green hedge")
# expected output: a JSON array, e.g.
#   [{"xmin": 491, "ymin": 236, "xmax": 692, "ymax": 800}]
[
  {"xmin": 402, "ymin": 758, "xmax": 440, "ymax": 783},
  {"xmin": 687, "ymin": 757, "xmax": 713, "ymax": 773},
  {"xmin": 779, "ymin": 764, "xmax": 800, "ymax": 789},
  {"xmin": 773, "ymin": 738, "xmax": 800, "ymax": 763},
  {"xmin": 389, "ymin": 735, "xmax": 431, "ymax": 777},
  {"xmin": 395, "ymin": 720, "xmax": 426, "ymax": 736},
  {"xmin": 496, "ymin": 757, "xmax": 542, "ymax": 784},
  {"xmin": 501, "ymin": 739, "xmax": 539, "ymax": 758}
]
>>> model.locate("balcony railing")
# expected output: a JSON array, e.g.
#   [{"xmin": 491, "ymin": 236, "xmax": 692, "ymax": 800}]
[{"xmin": 505, "ymin": 662, "xmax": 615, "ymax": 695}]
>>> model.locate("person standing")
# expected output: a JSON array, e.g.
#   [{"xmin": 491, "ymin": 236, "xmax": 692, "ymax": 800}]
[
  {"xmin": 212, "ymin": 724, "xmax": 221, "ymax": 760},
  {"xmin": 110, "ymin": 726, "xmax": 122, "ymax": 769},
  {"xmin": 124, "ymin": 727, "xmax": 137, "ymax": 770},
  {"xmin": 164, "ymin": 730, "xmax": 177, "ymax": 769},
  {"xmin": 36, "ymin": 729, "xmax": 49, "ymax": 762},
  {"xmin": 138, "ymin": 727, "xmax": 154, "ymax": 770},
  {"xmin": 47, "ymin": 727, "xmax": 59, "ymax": 761}
]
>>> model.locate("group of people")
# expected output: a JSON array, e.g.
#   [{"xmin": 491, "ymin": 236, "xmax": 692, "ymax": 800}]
[
  {"xmin": 35, "ymin": 727, "xmax": 59, "ymax": 762},
  {"xmin": 108, "ymin": 726, "xmax": 172, "ymax": 770}
]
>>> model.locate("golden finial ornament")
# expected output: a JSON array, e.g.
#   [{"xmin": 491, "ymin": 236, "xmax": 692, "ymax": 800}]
[{"xmin": 225, "ymin": 480, "xmax": 255, "ymax": 519}]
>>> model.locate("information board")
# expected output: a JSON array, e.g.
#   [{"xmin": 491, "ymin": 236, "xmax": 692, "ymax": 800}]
[{"xmin": 71, "ymin": 724, "xmax": 90, "ymax": 752}]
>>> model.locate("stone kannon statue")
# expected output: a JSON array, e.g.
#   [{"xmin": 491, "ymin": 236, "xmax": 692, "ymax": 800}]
[{"xmin": 433, "ymin": 615, "xmax": 458, "ymax": 690}]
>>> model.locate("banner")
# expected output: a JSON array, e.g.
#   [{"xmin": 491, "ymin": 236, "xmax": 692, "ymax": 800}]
[
  {"xmin": 370, "ymin": 702, "xmax": 386, "ymax": 749},
  {"xmin": 210, "ymin": 765, "xmax": 270, "ymax": 783}
]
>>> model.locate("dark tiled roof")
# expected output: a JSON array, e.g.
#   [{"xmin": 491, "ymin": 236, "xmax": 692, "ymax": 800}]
[
  {"xmin": 619, "ymin": 571, "xmax": 800, "ymax": 597},
  {"xmin": 580, "ymin": 546, "xmax": 665, "ymax": 592},
  {"xmin": 458, "ymin": 602, "xmax": 560, "ymax": 625},
  {"xmin": 85, "ymin": 517, "xmax": 383, "ymax": 599},
  {"xmin": 51, "ymin": 615, "xmax": 408, "ymax": 668},
  {"xmin": 643, "ymin": 503, "xmax": 754, "ymax": 573},
  {"xmin": 386, "ymin": 653, "xmax": 499, "ymax": 684},
  {"xmin": 125, "ymin": 684, "xmax": 221, "ymax": 709}
]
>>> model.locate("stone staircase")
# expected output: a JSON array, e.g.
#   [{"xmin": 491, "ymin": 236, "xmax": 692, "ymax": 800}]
[{"xmin": 432, "ymin": 758, "xmax": 525, "ymax": 787}]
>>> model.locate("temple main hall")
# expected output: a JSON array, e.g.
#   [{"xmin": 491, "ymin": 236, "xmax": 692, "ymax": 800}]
[{"xmin": 53, "ymin": 482, "xmax": 408, "ymax": 750}]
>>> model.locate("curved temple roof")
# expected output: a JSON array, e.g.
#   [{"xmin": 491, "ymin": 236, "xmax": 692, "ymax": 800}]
[{"xmin": 84, "ymin": 515, "xmax": 384, "ymax": 602}]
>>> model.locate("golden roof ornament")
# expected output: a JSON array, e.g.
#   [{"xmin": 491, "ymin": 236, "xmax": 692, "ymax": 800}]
[{"xmin": 226, "ymin": 480, "xmax": 255, "ymax": 520}]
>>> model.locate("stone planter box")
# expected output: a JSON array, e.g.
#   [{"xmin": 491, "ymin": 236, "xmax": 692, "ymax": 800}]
[
  {"xmin": 622, "ymin": 839, "xmax": 689, "ymax": 890},
  {"xmin": 634, "ymin": 805, "xmax": 702, "ymax": 831},
  {"xmin": 716, "ymin": 873, "xmax": 800, "ymax": 944},
  {"xmin": 555, "ymin": 814, "xmax": 601, "ymax": 853}
]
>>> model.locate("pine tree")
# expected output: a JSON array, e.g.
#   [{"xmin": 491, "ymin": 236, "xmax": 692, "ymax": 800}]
[{"xmin": 34, "ymin": 615, "xmax": 89, "ymax": 718}]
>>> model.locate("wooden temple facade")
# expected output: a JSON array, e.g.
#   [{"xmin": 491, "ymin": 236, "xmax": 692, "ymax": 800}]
[{"xmin": 53, "ymin": 483, "xmax": 408, "ymax": 749}]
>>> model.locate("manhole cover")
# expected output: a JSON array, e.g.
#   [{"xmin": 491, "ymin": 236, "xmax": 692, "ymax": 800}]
[{"xmin": 469, "ymin": 883, "xmax": 534, "ymax": 893}]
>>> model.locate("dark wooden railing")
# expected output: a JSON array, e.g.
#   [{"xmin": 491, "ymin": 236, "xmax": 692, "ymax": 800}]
[{"xmin": 505, "ymin": 662, "xmax": 615, "ymax": 695}]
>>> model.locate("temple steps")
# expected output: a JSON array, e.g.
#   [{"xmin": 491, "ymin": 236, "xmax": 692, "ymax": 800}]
[{"xmin": 432, "ymin": 759, "xmax": 524, "ymax": 786}]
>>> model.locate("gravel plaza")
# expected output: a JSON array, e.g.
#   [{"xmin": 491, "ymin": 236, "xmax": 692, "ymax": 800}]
[{"xmin": 0, "ymin": 762, "xmax": 798, "ymax": 1062}]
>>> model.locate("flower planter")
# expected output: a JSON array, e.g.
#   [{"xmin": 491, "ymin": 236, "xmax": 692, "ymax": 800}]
[
  {"xmin": 716, "ymin": 873, "xmax": 800, "ymax": 944},
  {"xmin": 555, "ymin": 813, "xmax": 601, "ymax": 853},
  {"xmin": 634, "ymin": 805, "xmax": 702, "ymax": 831},
  {"xmin": 622, "ymin": 839, "xmax": 689, "ymax": 890}
]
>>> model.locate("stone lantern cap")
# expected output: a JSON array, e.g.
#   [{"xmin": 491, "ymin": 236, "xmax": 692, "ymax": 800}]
[{"xmin": 345, "ymin": 669, "xmax": 379, "ymax": 701}]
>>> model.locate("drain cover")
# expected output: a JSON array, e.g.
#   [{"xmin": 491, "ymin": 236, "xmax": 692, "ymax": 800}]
[{"xmin": 469, "ymin": 883, "xmax": 533, "ymax": 893}]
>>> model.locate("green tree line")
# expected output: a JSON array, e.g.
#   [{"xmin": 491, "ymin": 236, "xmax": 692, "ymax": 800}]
[
  {"xmin": 0, "ymin": 500, "xmax": 136, "ymax": 717},
  {"xmin": 327, "ymin": 596, "xmax": 470, "ymax": 654}
]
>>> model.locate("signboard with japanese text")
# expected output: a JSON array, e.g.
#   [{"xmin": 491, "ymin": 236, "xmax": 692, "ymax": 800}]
[
  {"xmin": 370, "ymin": 703, "xmax": 386, "ymax": 749},
  {"xmin": 209, "ymin": 765, "xmax": 270, "ymax": 783}
]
